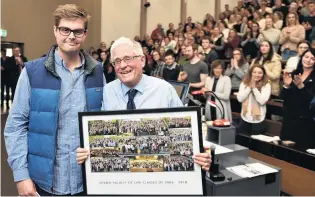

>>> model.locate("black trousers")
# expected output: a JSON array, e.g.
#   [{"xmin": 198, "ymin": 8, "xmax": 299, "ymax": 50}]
[
  {"xmin": 236, "ymin": 119, "xmax": 266, "ymax": 135},
  {"xmin": 1, "ymin": 81, "xmax": 9, "ymax": 106},
  {"xmin": 35, "ymin": 185, "xmax": 86, "ymax": 196}
]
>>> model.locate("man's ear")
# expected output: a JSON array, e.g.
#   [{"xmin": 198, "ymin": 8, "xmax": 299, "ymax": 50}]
[
  {"xmin": 53, "ymin": 26, "xmax": 57, "ymax": 36},
  {"xmin": 141, "ymin": 56, "xmax": 146, "ymax": 68}
]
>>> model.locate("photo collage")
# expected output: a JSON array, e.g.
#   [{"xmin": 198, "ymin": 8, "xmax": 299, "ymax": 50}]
[{"xmin": 89, "ymin": 117, "xmax": 194, "ymax": 173}]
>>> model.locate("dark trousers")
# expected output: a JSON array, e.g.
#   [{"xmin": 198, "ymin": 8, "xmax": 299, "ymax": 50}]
[
  {"xmin": 236, "ymin": 119, "xmax": 266, "ymax": 135},
  {"xmin": 35, "ymin": 185, "xmax": 86, "ymax": 196},
  {"xmin": 8, "ymin": 80, "xmax": 17, "ymax": 102},
  {"xmin": 1, "ymin": 81, "xmax": 9, "ymax": 106}
]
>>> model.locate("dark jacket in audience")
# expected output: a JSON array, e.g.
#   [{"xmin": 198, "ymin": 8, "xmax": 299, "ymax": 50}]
[{"xmin": 280, "ymin": 70, "xmax": 315, "ymax": 149}]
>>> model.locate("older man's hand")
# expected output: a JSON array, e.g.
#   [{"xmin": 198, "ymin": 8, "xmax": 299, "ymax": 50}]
[{"xmin": 192, "ymin": 146, "xmax": 212, "ymax": 171}]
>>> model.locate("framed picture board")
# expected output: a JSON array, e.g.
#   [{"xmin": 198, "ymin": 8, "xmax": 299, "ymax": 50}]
[{"xmin": 79, "ymin": 107, "xmax": 206, "ymax": 195}]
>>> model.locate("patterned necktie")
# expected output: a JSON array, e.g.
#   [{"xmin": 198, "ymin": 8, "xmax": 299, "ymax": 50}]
[{"xmin": 127, "ymin": 89, "xmax": 137, "ymax": 110}]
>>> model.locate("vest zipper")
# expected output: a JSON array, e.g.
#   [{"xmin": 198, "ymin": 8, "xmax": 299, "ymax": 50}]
[{"xmin": 51, "ymin": 76, "xmax": 61, "ymax": 195}]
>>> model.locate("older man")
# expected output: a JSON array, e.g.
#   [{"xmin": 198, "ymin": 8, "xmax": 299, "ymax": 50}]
[{"xmin": 77, "ymin": 37, "xmax": 211, "ymax": 172}]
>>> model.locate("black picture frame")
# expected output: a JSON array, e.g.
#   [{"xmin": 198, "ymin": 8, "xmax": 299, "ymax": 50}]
[{"xmin": 78, "ymin": 107, "xmax": 206, "ymax": 196}]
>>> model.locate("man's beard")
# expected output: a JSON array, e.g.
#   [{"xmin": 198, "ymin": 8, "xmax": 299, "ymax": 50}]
[{"xmin": 185, "ymin": 54, "xmax": 194, "ymax": 60}]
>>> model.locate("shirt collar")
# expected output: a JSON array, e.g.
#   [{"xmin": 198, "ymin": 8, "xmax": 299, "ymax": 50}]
[
  {"xmin": 121, "ymin": 74, "xmax": 146, "ymax": 96},
  {"xmin": 166, "ymin": 62, "xmax": 177, "ymax": 70},
  {"xmin": 54, "ymin": 48, "xmax": 85, "ymax": 70}
]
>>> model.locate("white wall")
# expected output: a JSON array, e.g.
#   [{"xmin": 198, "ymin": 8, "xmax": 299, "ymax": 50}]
[
  {"xmin": 101, "ymin": 0, "xmax": 141, "ymax": 45},
  {"xmin": 220, "ymin": 0, "xmax": 238, "ymax": 12},
  {"xmin": 146, "ymin": 0, "xmax": 181, "ymax": 35},
  {"xmin": 187, "ymin": 0, "xmax": 215, "ymax": 23}
]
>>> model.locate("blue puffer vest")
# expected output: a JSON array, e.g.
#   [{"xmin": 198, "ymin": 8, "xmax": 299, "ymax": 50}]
[{"xmin": 25, "ymin": 45, "xmax": 103, "ymax": 189}]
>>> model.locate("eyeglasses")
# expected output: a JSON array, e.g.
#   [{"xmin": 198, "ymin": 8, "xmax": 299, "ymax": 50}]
[
  {"xmin": 112, "ymin": 56, "xmax": 141, "ymax": 66},
  {"xmin": 57, "ymin": 27, "xmax": 87, "ymax": 38},
  {"xmin": 233, "ymin": 53, "xmax": 241, "ymax": 55}
]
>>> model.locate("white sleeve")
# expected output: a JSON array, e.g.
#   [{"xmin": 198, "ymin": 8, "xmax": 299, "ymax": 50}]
[
  {"xmin": 237, "ymin": 83, "xmax": 252, "ymax": 102},
  {"xmin": 252, "ymin": 83, "xmax": 271, "ymax": 105}
]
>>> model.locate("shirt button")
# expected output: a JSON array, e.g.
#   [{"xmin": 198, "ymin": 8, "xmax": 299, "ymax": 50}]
[
  {"xmin": 72, "ymin": 136, "xmax": 75, "ymax": 139},
  {"xmin": 72, "ymin": 120, "xmax": 75, "ymax": 122},
  {"xmin": 72, "ymin": 104, "xmax": 75, "ymax": 107}
]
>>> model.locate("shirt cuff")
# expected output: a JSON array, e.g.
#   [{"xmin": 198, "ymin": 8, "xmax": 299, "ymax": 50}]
[{"xmin": 13, "ymin": 167, "xmax": 30, "ymax": 182}]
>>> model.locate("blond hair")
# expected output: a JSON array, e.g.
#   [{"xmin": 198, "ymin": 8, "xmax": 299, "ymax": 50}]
[
  {"xmin": 286, "ymin": 11, "xmax": 300, "ymax": 26},
  {"xmin": 53, "ymin": 4, "xmax": 91, "ymax": 29}
]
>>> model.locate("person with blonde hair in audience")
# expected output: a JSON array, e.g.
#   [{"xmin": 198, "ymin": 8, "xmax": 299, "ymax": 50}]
[
  {"xmin": 204, "ymin": 60, "xmax": 232, "ymax": 122},
  {"xmin": 259, "ymin": 17, "xmax": 281, "ymax": 52},
  {"xmin": 273, "ymin": 11, "xmax": 284, "ymax": 30},
  {"xmin": 253, "ymin": 11, "xmax": 266, "ymax": 30},
  {"xmin": 281, "ymin": 49, "xmax": 315, "ymax": 149},
  {"xmin": 285, "ymin": 40, "xmax": 310, "ymax": 72},
  {"xmin": 251, "ymin": 40, "xmax": 282, "ymax": 98},
  {"xmin": 279, "ymin": 11, "xmax": 306, "ymax": 60},
  {"xmin": 237, "ymin": 64, "xmax": 271, "ymax": 134}
]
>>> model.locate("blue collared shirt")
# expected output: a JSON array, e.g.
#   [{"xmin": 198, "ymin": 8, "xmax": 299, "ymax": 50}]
[
  {"xmin": 102, "ymin": 74, "xmax": 183, "ymax": 110},
  {"xmin": 4, "ymin": 49, "xmax": 105, "ymax": 195}
]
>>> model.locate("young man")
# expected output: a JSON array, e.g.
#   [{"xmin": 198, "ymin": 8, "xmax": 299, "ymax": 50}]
[
  {"xmin": 201, "ymin": 36, "xmax": 218, "ymax": 74},
  {"xmin": 77, "ymin": 37, "xmax": 211, "ymax": 173},
  {"xmin": 178, "ymin": 44, "xmax": 208, "ymax": 92},
  {"xmin": 162, "ymin": 49, "xmax": 182, "ymax": 81},
  {"xmin": 4, "ymin": 4, "xmax": 105, "ymax": 196}
]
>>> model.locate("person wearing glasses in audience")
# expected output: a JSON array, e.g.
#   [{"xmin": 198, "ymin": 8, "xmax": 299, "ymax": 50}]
[
  {"xmin": 285, "ymin": 40, "xmax": 310, "ymax": 72},
  {"xmin": 4, "ymin": 4, "xmax": 104, "ymax": 196},
  {"xmin": 76, "ymin": 36, "xmax": 212, "ymax": 175}
]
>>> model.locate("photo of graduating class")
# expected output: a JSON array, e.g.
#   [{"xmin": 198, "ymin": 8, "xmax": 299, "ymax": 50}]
[
  {"xmin": 168, "ymin": 117, "xmax": 191, "ymax": 128},
  {"xmin": 88, "ymin": 120, "xmax": 118, "ymax": 136},
  {"xmin": 164, "ymin": 156, "xmax": 194, "ymax": 172},
  {"xmin": 130, "ymin": 156, "xmax": 164, "ymax": 172},
  {"xmin": 91, "ymin": 157, "xmax": 130, "ymax": 173},
  {"xmin": 136, "ymin": 136, "xmax": 170, "ymax": 154},
  {"xmin": 119, "ymin": 118, "xmax": 168, "ymax": 136},
  {"xmin": 90, "ymin": 147, "xmax": 120, "ymax": 157},
  {"xmin": 169, "ymin": 129, "xmax": 192, "ymax": 142},
  {"xmin": 118, "ymin": 120, "xmax": 142, "ymax": 136},
  {"xmin": 170, "ymin": 142, "xmax": 193, "ymax": 156},
  {"xmin": 89, "ymin": 136, "xmax": 119, "ymax": 149},
  {"xmin": 118, "ymin": 136, "xmax": 137, "ymax": 155}
]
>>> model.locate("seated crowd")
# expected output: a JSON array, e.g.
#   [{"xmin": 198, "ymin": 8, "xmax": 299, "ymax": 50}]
[{"xmin": 88, "ymin": 0, "xmax": 315, "ymax": 149}]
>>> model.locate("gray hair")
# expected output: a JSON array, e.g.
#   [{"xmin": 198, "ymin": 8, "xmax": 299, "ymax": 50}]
[{"xmin": 110, "ymin": 37, "xmax": 144, "ymax": 62}]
